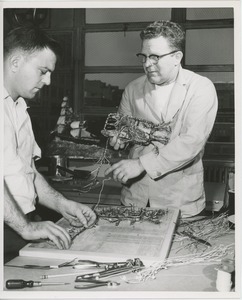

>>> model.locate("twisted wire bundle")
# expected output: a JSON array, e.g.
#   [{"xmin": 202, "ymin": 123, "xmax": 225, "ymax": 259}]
[
  {"xmin": 137, "ymin": 243, "xmax": 235, "ymax": 282},
  {"xmin": 78, "ymin": 139, "xmax": 111, "ymax": 195},
  {"xmin": 173, "ymin": 212, "xmax": 232, "ymax": 253}
]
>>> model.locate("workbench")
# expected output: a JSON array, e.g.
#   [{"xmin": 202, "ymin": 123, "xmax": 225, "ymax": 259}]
[
  {"xmin": 3, "ymin": 224, "xmax": 237, "ymax": 297},
  {"xmin": 2, "ymin": 165, "xmax": 238, "ymax": 298}
]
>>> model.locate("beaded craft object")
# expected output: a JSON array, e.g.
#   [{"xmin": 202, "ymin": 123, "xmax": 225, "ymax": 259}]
[
  {"xmin": 101, "ymin": 113, "xmax": 172, "ymax": 146},
  {"xmin": 67, "ymin": 225, "xmax": 86, "ymax": 240},
  {"xmin": 45, "ymin": 223, "xmax": 87, "ymax": 246},
  {"xmin": 94, "ymin": 205, "xmax": 168, "ymax": 226}
]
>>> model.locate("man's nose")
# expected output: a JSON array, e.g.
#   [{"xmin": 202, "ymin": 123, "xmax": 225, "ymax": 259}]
[
  {"xmin": 144, "ymin": 57, "xmax": 154, "ymax": 68},
  {"xmin": 42, "ymin": 73, "xmax": 51, "ymax": 86}
]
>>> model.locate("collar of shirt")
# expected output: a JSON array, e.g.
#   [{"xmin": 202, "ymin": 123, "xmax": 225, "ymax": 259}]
[
  {"xmin": 4, "ymin": 87, "xmax": 9, "ymax": 100},
  {"xmin": 4, "ymin": 88, "xmax": 28, "ymax": 109},
  {"xmin": 4, "ymin": 88, "xmax": 29, "ymax": 130}
]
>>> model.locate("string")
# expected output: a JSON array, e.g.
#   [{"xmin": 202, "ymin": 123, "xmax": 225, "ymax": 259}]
[
  {"xmin": 92, "ymin": 139, "xmax": 112, "ymax": 209},
  {"xmin": 136, "ymin": 243, "xmax": 235, "ymax": 282},
  {"xmin": 174, "ymin": 212, "xmax": 231, "ymax": 245},
  {"xmin": 66, "ymin": 140, "xmax": 112, "ymax": 237},
  {"xmin": 93, "ymin": 177, "xmax": 111, "ymax": 210},
  {"xmin": 78, "ymin": 139, "xmax": 111, "ymax": 194}
]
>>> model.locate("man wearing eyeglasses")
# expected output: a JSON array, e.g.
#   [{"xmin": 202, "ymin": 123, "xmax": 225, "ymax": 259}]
[{"xmin": 105, "ymin": 20, "xmax": 218, "ymax": 218}]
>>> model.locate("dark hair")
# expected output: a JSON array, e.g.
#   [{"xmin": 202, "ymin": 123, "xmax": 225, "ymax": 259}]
[
  {"xmin": 4, "ymin": 25, "xmax": 62, "ymax": 59},
  {"xmin": 140, "ymin": 20, "xmax": 185, "ymax": 52}
]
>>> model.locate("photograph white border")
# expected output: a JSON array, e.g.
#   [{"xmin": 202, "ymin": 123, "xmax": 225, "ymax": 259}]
[{"xmin": 0, "ymin": 1, "xmax": 241, "ymax": 300}]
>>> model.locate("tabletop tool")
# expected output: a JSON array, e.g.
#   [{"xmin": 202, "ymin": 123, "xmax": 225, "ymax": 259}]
[
  {"xmin": 74, "ymin": 278, "xmax": 120, "ymax": 289},
  {"xmin": 32, "ymin": 258, "xmax": 133, "ymax": 271},
  {"xmin": 6, "ymin": 264, "xmax": 56, "ymax": 270},
  {"xmin": 6, "ymin": 257, "xmax": 78, "ymax": 270},
  {"xmin": 40, "ymin": 258, "xmax": 145, "ymax": 279},
  {"xmin": 179, "ymin": 231, "xmax": 212, "ymax": 247},
  {"xmin": 75, "ymin": 266, "xmax": 140, "ymax": 280},
  {"xmin": 6, "ymin": 279, "xmax": 69, "ymax": 289},
  {"xmin": 75, "ymin": 258, "xmax": 145, "ymax": 281},
  {"xmin": 56, "ymin": 165, "xmax": 91, "ymax": 179},
  {"xmin": 73, "ymin": 259, "xmax": 136, "ymax": 269}
]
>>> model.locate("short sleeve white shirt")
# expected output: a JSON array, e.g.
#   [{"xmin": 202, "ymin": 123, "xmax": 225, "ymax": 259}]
[{"xmin": 4, "ymin": 88, "xmax": 41, "ymax": 214}]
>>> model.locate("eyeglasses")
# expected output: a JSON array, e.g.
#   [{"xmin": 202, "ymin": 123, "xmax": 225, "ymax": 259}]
[{"xmin": 136, "ymin": 50, "xmax": 179, "ymax": 64}]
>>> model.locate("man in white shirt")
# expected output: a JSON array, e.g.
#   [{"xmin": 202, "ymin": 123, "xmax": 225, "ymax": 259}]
[
  {"xmin": 105, "ymin": 21, "xmax": 218, "ymax": 218},
  {"xmin": 3, "ymin": 25, "xmax": 96, "ymax": 261}
]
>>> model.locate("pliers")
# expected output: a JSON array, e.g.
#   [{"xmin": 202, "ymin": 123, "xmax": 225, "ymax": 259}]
[
  {"xmin": 73, "ymin": 259, "xmax": 129, "ymax": 269},
  {"xmin": 74, "ymin": 278, "xmax": 120, "ymax": 289}
]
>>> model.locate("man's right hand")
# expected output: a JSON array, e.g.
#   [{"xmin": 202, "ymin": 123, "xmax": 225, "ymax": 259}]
[
  {"xmin": 21, "ymin": 221, "xmax": 72, "ymax": 250},
  {"xmin": 109, "ymin": 135, "xmax": 126, "ymax": 150}
]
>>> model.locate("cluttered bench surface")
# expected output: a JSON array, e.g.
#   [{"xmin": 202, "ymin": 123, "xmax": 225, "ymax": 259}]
[
  {"xmin": 4, "ymin": 206, "xmax": 236, "ymax": 295},
  {"xmin": 3, "ymin": 158, "xmax": 237, "ymax": 295}
]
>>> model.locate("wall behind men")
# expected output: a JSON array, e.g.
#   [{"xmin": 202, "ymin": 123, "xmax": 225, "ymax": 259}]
[{"xmin": 3, "ymin": 7, "xmax": 234, "ymax": 161}]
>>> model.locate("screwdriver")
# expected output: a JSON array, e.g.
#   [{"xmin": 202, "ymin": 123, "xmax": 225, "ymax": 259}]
[{"xmin": 6, "ymin": 279, "xmax": 70, "ymax": 289}]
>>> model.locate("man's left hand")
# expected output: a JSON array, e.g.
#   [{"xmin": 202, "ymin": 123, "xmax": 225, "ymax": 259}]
[
  {"xmin": 60, "ymin": 201, "xmax": 97, "ymax": 228},
  {"xmin": 105, "ymin": 159, "xmax": 145, "ymax": 183}
]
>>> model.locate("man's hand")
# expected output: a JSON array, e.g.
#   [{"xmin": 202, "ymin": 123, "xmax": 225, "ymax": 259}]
[
  {"xmin": 21, "ymin": 221, "xmax": 72, "ymax": 250},
  {"xmin": 5, "ymin": 167, "xmax": 97, "ymax": 250},
  {"xmin": 109, "ymin": 135, "xmax": 126, "ymax": 150},
  {"xmin": 4, "ymin": 182, "xmax": 72, "ymax": 249},
  {"xmin": 59, "ymin": 201, "xmax": 97, "ymax": 229},
  {"xmin": 22, "ymin": 200, "xmax": 97, "ymax": 250},
  {"xmin": 33, "ymin": 169, "xmax": 97, "ymax": 230},
  {"xmin": 105, "ymin": 159, "xmax": 145, "ymax": 183}
]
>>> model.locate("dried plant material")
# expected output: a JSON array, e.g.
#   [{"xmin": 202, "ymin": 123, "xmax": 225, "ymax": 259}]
[
  {"xmin": 101, "ymin": 113, "xmax": 173, "ymax": 146},
  {"xmin": 173, "ymin": 212, "xmax": 232, "ymax": 252},
  {"xmin": 94, "ymin": 205, "xmax": 168, "ymax": 226},
  {"xmin": 136, "ymin": 243, "xmax": 235, "ymax": 282}
]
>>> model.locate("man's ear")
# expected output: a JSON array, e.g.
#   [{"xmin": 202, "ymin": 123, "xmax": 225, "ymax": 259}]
[
  {"xmin": 9, "ymin": 54, "xmax": 22, "ymax": 72},
  {"xmin": 174, "ymin": 51, "xmax": 183, "ymax": 65}
]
